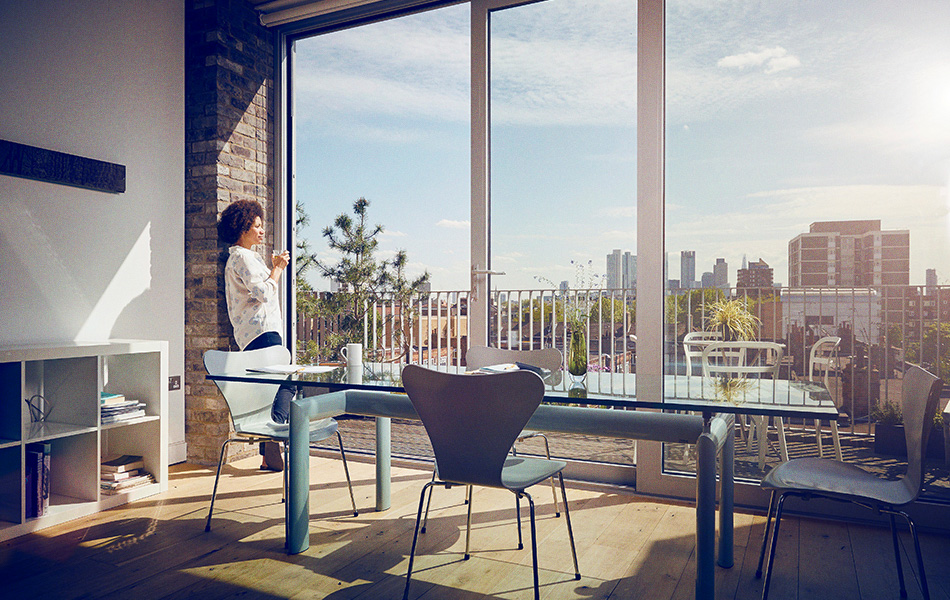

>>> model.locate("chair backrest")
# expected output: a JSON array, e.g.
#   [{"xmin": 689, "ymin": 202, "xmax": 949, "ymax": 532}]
[
  {"xmin": 203, "ymin": 346, "xmax": 291, "ymax": 431},
  {"xmin": 808, "ymin": 336, "xmax": 841, "ymax": 385},
  {"xmin": 465, "ymin": 345, "xmax": 563, "ymax": 372},
  {"xmin": 900, "ymin": 365, "xmax": 943, "ymax": 500},
  {"xmin": 402, "ymin": 364, "xmax": 544, "ymax": 489},
  {"xmin": 702, "ymin": 341, "xmax": 783, "ymax": 379},
  {"xmin": 684, "ymin": 331, "xmax": 723, "ymax": 375}
]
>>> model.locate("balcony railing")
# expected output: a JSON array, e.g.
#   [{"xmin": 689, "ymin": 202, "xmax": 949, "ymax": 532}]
[{"xmin": 297, "ymin": 284, "xmax": 950, "ymax": 439}]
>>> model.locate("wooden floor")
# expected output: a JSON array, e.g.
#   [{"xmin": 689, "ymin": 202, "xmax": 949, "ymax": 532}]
[{"xmin": 1, "ymin": 454, "xmax": 948, "ymax": 600}]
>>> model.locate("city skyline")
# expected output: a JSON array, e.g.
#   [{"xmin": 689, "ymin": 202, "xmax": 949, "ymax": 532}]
[{"xmin": 293, "ymin": 0, "xmax": 950, "ymax": 293}]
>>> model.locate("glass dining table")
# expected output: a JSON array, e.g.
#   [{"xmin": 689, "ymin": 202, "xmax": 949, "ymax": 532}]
[{"xmin": 207, "ymin": 363, "xmax": 838, "ymax": 600}]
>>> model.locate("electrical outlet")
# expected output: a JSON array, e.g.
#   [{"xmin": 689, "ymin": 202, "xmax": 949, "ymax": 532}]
[{"xmin": 168, "ymin": 375, "xmax": 181, "ymax": 391}]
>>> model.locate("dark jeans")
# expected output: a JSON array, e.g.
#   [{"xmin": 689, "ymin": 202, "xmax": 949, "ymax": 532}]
[{"xmin": 245, "ymin": 331, "xmax": 294, "ymax": 424}]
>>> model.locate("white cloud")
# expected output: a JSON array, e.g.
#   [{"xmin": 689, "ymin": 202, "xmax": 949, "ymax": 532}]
[
  {"xmin": 436, "ymin": 219, "xmax": 470, "ymax": 229},
  {"xmin": 717, "ymin": 47, "xmax": 801, "ymax": 74}
]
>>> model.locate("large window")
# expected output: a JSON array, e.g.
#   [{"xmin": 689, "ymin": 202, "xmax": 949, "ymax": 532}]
[{"xmin": 662, "ymin": 0, "xmax": 950, "ymax": 502}]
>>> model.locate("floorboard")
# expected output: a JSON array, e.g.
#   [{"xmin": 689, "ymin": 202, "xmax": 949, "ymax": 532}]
[{"xmin": 0, "ymin": 455, "xmax": 947, "ymax": 600}]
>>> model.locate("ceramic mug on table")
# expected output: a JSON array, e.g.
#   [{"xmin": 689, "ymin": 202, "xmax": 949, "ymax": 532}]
[
  {"xmin": 340, "ymin": 343, "xmax": 362, "ymax": 365},
  {"xmin": 341, "ymin": 343, "xmax": 363, "ymax": 384}
]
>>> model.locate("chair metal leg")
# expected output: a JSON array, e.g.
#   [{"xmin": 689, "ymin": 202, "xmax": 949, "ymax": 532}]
[
  {"xmin": 516, "ymin": 493, "xmax": 524, "ymax": 550},
  {"xmin": 761, "ymin": 492, "xmax": 790, "ymax": 600},
  {"xmin": 205, "ymin": 438, "xmax": 235, "ymax": 532},
  {"xmin": 559, "ymin": 473, "xmax": 581, "ymax": 579},
  {"xmin": 464, "ymin": 489, "xmax": 474, "ymax": 559},
  {"xmin": 404, "ymin": 482, "xmax": 434, "ymax": 600},
  {"xmin": 755, "ymin": 490, "xmax": 778, "ymax": 578},
  {"xmin": 539, "ymin": 434, "xmax": 560, "ymax": 517},
  {"xmin": 889, "ymin": 513, "xmax": 908, "ymax": 598},
  {"xmin": 902, "ymin": 510, "xmax": 930, "ymax": 600},
  {"xmin": 525, "ymin": 491, "xmax": 540, "ymax": 600},
  {"xmin": 335, "ymin": 430, "xmax": 359, "ymax": 516},
  {"xmin": 420, "ymin": 467, "xmax": 437, "ymax": 533}
]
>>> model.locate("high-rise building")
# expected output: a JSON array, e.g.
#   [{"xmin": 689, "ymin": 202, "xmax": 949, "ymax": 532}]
[
  {"xmin": 606, "ymin": 249, "xmax": 622, "ymax": 289},
  {"xmin": 926, "ymin": 268, "xmax": 937, "ymax": 295},
  {"xmin": 701, "ymin": 271, "xmax": 714, "ymax": 288},
  {"xmin": 623, "ymin": 252, "xmax": 637, "ymax": 289},
  {"xmin": 713, "ymin": 258, "xmax": 728, "ymax": 289},
  {"xmin": 788, "ymin": 220, "xmax": 909, "ymax": 287},
  {"xmin": 680, "ymin": 250, "xmax": 695, "ymax": 289},
  {"xmin": 737, "ymin": 258, "xmax": 774, "ymax": 289}
]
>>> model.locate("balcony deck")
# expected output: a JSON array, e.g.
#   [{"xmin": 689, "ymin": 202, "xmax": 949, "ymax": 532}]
[{"xmin": 2, "ymin": 454, "xmax": 947, "ymax": 600}]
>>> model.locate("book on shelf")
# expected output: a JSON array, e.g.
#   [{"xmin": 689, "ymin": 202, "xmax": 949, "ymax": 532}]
[
  {"xmin": 101, "ymin": 404, "xmax": 147, "ymax": 424},
  {"xmin": 100, "ymin": 399, "xmax": 143, "ymax": 411},
  {"xmin": 100, "ymin": 472, "xmax": 154, "ymax": 495},
  {"xmin": 25, "ymin": 443, "xmax": 50, "ymax": 518},
  {"xmin": 100, "ymin": 391, "xmax": 126, "ymax": 405},
  {"xmin": 100, "ymin": 454, "xmax": 144, "ymax": 473},
  {"xmin": 100, "ymin": 468, "xmax": 141, "ymax": 482}
]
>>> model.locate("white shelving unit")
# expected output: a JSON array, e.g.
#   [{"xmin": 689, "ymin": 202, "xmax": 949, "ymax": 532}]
[{"xmin": 0, "ymin": 340, "xmax": 168, "ymax": 541}]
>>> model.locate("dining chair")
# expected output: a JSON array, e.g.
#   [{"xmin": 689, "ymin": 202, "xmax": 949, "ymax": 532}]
[
  {"xmin": 805, "ymin": 336, "xmax": 843, "ymax": 461},
  {"xmin": 401, "ymin": 365, "xmax": 580, "ymax": 600},
  {"xmin": 203, "ymin": 347, "xmax": 357, "ymax": 532},
  {"xmin": 702, "ymin": 341, "xmax": 786, "ymax": 469},
  {"xmin": 683, "ymin": 330, "xmax": 723, "ymax": 375},
  {"xmin": 756, "ymin": 364, "xmax": 942, "ymax": 600},
  {"xmin": 418, "ymin": 346, "xmax": 565, "ymax": 534}
]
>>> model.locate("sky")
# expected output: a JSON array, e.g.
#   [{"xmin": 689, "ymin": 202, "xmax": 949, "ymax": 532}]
[{"xmin": 292, "ymin": 0, "xmax": 950, "ymax": 292}]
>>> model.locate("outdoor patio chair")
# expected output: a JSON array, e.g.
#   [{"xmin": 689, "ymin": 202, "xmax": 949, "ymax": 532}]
[
  {"xmin": 702, "ymin": 341, "xmax": 786, "ymax": 470},
  {"xmin": 756, "ymin": 364, "xmax": 942, "ymax": 600},
  {"xmin": 806, "ymin": 336, "xmax": 843, "ymax": 461},
  {"xmin": 683, "ymin": 330, "xmax": 723, "ymax": 375},
  {"xmin": 401, "ymin": 365, "xmax": 580, "ymax": 600},
  {"xmin": 202, "ymin": 347, "xmax": 357, "ymax": 532},
  {"xmin": 419, "ymin": 346, "xmax": 565, "ymax": 533}
]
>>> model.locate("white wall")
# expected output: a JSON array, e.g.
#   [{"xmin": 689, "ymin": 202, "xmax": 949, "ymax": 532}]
[{"xmin": 0, "ymin": 0, "xmax": 186, "ymax": 463}]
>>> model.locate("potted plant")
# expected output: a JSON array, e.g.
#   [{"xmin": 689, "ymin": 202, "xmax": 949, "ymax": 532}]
[
  {"xmin": 704, "ymin": 297, "xmax": 760, "ymax": 341},
  {"xmin": 872, "ymin": 399, "xmax": 945, "ymax": 459}
]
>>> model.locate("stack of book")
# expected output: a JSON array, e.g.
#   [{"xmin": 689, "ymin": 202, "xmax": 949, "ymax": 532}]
[
  {"xmin": 100, "ymin": 392, "xmax": 146, "ymax": 424},
  {"xmin": 25, "ymin": 442, "xmax": 50, "ymax": 518},
  {"xmin": 100, "ymin": 455, "xmax": 154, "ymax": 495}
]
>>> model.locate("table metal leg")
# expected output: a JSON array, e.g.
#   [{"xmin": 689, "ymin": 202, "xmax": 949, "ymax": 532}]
[
  {"xmin": 718, "ymin": 417, "xmax": 734, "ymax": 569},
  {"xmin": 696, "ymin": 431, "xmax": 716, "ymax": 600},
  {"xmin": 376, "ymin": 416, "xmax": 391, "ymax": 511},
  {"xmin": 288, "ymin": 396, "xmax": 310, "ymax": 554}
]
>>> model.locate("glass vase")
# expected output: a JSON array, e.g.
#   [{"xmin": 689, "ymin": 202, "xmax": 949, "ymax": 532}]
[{"xmin": 567, "ymin": 329, "xmax": 588, "ymax": 382}]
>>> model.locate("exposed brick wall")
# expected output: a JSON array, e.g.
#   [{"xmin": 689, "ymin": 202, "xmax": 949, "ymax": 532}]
[{"xmin": 184, "ymin": 0, "xmax": 276, "ymax": 465}]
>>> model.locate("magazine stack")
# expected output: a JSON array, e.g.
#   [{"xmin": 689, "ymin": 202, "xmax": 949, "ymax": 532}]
[
  {"xmin": 100, "ymin": 455, "xmax": 154, "ymax": 495},
  {"xmin": 100, "ymin": 392, "xmax": 146, "ymax": 424}
]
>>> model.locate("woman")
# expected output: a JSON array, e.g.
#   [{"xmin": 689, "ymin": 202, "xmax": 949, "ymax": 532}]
[{"xmin": 217, "ymin": 199, "xmax": 292, "ymax": 471}]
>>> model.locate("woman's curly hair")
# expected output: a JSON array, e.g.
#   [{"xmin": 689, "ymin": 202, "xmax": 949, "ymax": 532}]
[{"xmin": 217, "ymin": 199, "xmax": 264, "ymax": 245}]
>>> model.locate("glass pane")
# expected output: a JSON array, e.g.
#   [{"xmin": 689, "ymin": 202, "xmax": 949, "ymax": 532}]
[
  {"xmin": 293, "ymin": 6, "xmax": 470, "ymax": 459},
  {"xmin": 664, "ymin": 0, "xmax": 950, "ymax": 496},
  {"xmin": 490, "ymin": 0, "xmax": 638, "ymax": 472}
]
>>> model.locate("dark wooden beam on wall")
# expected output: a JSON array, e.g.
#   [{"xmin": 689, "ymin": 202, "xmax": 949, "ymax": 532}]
[{"xmin": 0, "ymin": 140, "xmax": 125, "ymax": 193}]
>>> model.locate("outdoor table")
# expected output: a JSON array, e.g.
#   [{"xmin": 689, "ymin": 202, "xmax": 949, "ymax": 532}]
[{"xmin": 207, "ymin": 365, "xmax": 838, "ymax": 600}]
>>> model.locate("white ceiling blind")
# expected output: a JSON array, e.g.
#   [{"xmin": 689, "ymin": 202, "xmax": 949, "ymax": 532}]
[{"xmin": 251, "ymin": 0, "xmax": 448, "ymax": 28}]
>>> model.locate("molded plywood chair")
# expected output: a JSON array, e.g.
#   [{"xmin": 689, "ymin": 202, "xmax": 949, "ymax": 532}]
[
  {"xmin": 203, "ymin": 347, "xmax": 357, "ymax": 532},
  {"xmin": 467, "ymin": 346, "xmax": 563, "ymax": 511},
  {"xmin": 401, "ymin": 365, "xmax": 580, "ymax": 600},
  {"xmin": 756, "ymin": 365, "xmax": 942, "ymax": 600},
  {"xmin": 806, "ymin": 336, "xmax": 843, "ymax": 460},
  {"xmin": 419, "ymin": 346, "xmax": 565, "ymax": 533},
  {"xmin": 703, "ymin": 341, "xmax": 786, "ymax": 469}
]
